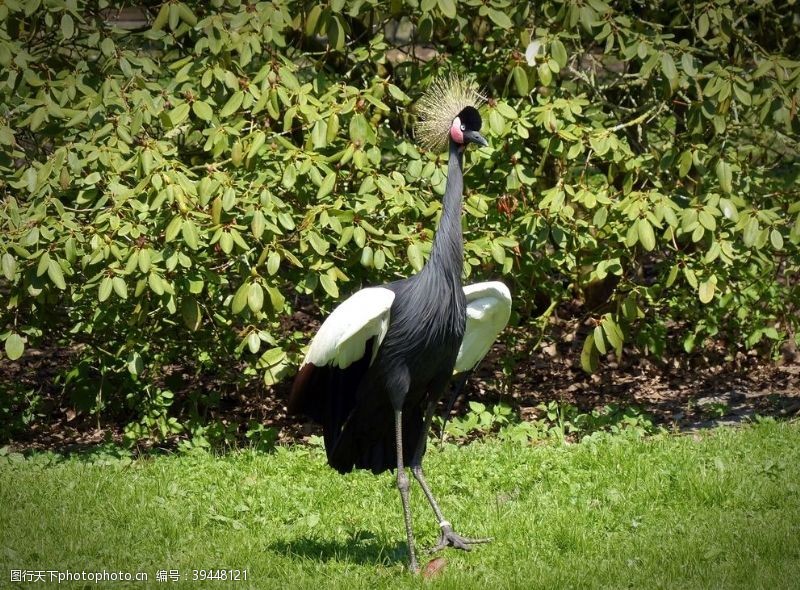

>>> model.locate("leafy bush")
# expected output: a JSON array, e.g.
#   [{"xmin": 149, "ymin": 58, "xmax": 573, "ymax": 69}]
[
  {"xmin": 439, "ymin": 401, "xmax": 663, "ymax": 444},
  {"xmin": 1, "ymin": 0, "xmax": 798, "ymax": 442}
]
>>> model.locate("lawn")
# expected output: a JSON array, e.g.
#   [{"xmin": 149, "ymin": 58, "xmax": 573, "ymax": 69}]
[{"xmin": 1, "ymin": 421, "xmax": 799, "ymax": 589}]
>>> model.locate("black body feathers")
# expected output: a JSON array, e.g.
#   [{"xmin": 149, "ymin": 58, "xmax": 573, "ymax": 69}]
[{"xmin": 289, "ymin": 140, "xmax": 469, "ymax": 474}]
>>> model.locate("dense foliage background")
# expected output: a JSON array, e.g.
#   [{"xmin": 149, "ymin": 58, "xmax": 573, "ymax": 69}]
[{"xmin": 1, "ymin": 0, "xmax": 798, "ymax": 447}]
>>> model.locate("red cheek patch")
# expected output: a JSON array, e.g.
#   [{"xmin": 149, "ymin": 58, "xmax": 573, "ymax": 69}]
[{"xmin": 450, "ymin": 118, "xmax": 464, "ymax": 144}]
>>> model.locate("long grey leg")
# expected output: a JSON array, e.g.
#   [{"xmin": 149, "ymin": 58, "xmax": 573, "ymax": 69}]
[
  {"xmin": 394, "ymin": 409, "xmax": 419, "ymax": 573},
  {"xmin": 410, "ymin": 401, "xmax": 491, "ymax": 553},
  {"xmin": 410, "ymin": 402, "xmax": 446, "ymax": 522}
]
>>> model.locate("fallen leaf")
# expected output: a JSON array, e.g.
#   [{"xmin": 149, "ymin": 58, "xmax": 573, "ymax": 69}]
[{"xmin": 421, "ymin": 556, "xmax": 446, "ymax": 579}]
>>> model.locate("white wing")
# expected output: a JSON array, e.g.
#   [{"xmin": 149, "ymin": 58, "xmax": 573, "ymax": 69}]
[
  {"xmin": 454, "ymin": 281, "xmax": 511, "ymax": 373},
  {"xmin": 304, "ymin": 287, "xmax": 395, "ymax": 370}
]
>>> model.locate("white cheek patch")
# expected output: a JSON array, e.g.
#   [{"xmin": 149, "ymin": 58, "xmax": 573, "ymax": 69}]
[{"xmin": 449, "ymin": 116, "xmax": 464, "ymax": 143}]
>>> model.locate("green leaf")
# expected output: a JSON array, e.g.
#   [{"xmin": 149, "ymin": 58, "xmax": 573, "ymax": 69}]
[
  {"xmin": 138, "ymin": 249, "xmax": 151, "ymax": 273},
  {"xmin": 222, "ymin": 188, "xmax": 236, "ymax": 211},
  {"xmin": 60, "ymin": 13, "xmax": 74, "ymax": 39},
  {"xmin": 230, "ymin": 228, "xmax": 249, "ymax": 250},
  {"xmin": 637, "ymin": 218, "xmax": 656, "ymax": 251},
  {"xmin": 326, "ymin": 15, "xmax": 345, "ymax": 50},
  {"xmin": 248, "ymin": 131, "xmax": 266, "ymax": 159},
  {"xmin": 327, "ymin": 113, "xmax": 340, "ymax": 143},
  {"xmin": 387, "ymin": 84, "xmax": 410, "ymax": 102},
  {"xmin": 770, "ymin": 228, "xmax": 784, "ymax": 250},
  {"xmin": 5, "ymin": 333, "xmax": 24, "ymax": 361},
  {"xmin": 660, "ymin": 52, "xmax": 678, "ymax": 83},
  {"xmin": 267, "ymin": 285, "xmax": 286, "ymax": 310},
  {"xmin": 719, "ymin": 198, "xmax": 739, "ymax": 221},
  {"xmin": 181, "ymin": 219, "xmax": 200, "ymax": 250},
  {"xmin": 308, "ymin": 232, "xmax": 329, "ymax": 255},
  {"xmin": 360, "ymin": 245, "xmax": 373, "ymax": 267},
  {"xmin": 551, "ymin": 39, "xmax": 568, "ymax": 68},
  {"xmin": 219, "ymin": 91, "xmax": 244, "ymax": 118},
  {"xmin": 488, "ymin": 8, "xmax": 513, "ymax": 29},
  {"xmin": 232, "ymin": 282, "xmax": 250, "ymax": 314},
  {"xmin": 495, "ymin": 102, "xmax": 518, "ymax": 120},
  {"xmin": 152, "ymin": 3, "xmax": 170, "ymax": 30},
  {"xmin": 512, "ymin": 66, "xmax": 528, "ymax": 95},
  {"xmin": 438, "ymin": 0, "xmax": 456, "ymax": 19},
  {"xmin": 282, "ymin": 164, "xmax": 297, "ymax": 189},
  {"xmin": 267, "ymin": 252, "xmax": 280, "ymax": 275},
  {"xmin": 683, "ymin": 333, "xmax": 696, "ymax": 354},
  {"xmin": 1, "ymin": 252, "xmax": 16, "ymax": 280},
  {"xmin": 311, "ymin": 119, "xmax": 327, "ymax": 149},
  {"xmin": 743, "ymin": 216, "xmax": 759, "ymax": 247},
  {"xmin": 698, "ymin": 209, "xmax": 716, "ymax": 231},
  {"xmin": 490, "ymin": 241, "xmax": 506, "ymax": 264},
  {"xmin": 602, "ymin": 318, "xmax": 624, "ymax": 354},
  {"xmin": 683, "ymin": 267, "xmax": 698, "ymax": 289},
  {"xmin": 112, "ymin": 276, "xmax": 127, "ymax": 300},
  {"xmin": 192, "ymin": 101, "xmax": 213, "ymax": 121},
  {"xmin": 733, "ymin": 84, "xmax": 752, "ymax": 106},
  {"xmin": 148, "ymin": 273, "xmax": 165, "ymax": 296},
  {"xmin": 47, "ymin": 259, "xmax": 66, "ymax": 290},
  {"xmin": 320, "ymin": 274, "xmax": 339, "ymax": 298},
  {"xmin": 407, "ymin": 243, "xmax": 424, "ymax": 272},
  {"xmin": 251, "ymin": 210, "xmax": 265, "ymax": 239},
  {"xmin": 373, "ymin": 249, "xmax": 386, "ymax": 270},
  {"xmin": 538, "ymin": 63, "xmax": 553, "ymax": 86},
  {"xmin": 697, "ymin": 12, "xmax": 709, "ymax": 37},
  {"xmin": 716, "ymin": 159, "xmax": 732, "ymax": 194},
  {"xmin": 278, "ymin": 212, "xmax": 295, "ymax": 231},
  {"xmin": 678, "ymin": 150, "xmax": 693, "ymax": 177},
  {"xmin": 581, "ymin": 333, "xmax": 599, "ymax": 373},
  {"xmin": 593, "ymin": 325, "xmax": 607, "ymax": 354},
  {"xmin": 127, "ymin": 352, "xmax": 144, "ymax": 376},
  {"xmin": 247, "ymin": 332, "xmax": 261, "ymax": 354},
  {"xmin": 181, "ymin": 297, "xmax": 201, "ymax": 331},
  {"xmin": 317, "ymin": 172, "xmax": 336, "ymax": 199},
  {"xmin": 699, "ymin": 276, "xmax": 716, "ymax": 304},
  {"xmin": 681, "ymin": 52, "xmax": 697, "ymax": 76},
  {"xmin": 489, "ymin": 110, "xmax": 505, "ymax": 136},
  {"xmin": 349, "ymin": 113, "xmax": 373, "ymax": 144},
  {"xmin": 37, "ymin": 251, "xmax": 50, "ymax": 277},
  {"xmin": 353, "ymin": 226, "xmax": 367, "ymax": 248},
  {"xmin": 100, "ymin": 37, "xmax": 115, "ymax": 57},
  {"xmin": 165, "ymin": 215, "xmax": 183, "ymax": 242},
  {"xmin": 177, "ymin": 2, "xmax": 197, "ymax": 26},
  {"xmin": 305, "ymin": 4, "xmax": 324, "ymax": 35},
  {"xmin": 589, "ymin": 134, "xmax": 610, "ymax": 156},
  {"xmin": 593, "ymin": 207, "xmax": 608, "ymax": 228},
  {"xmin": 99, "ymin": 277, "xmax": 113, "ymax": 302},
  {"xmin": 248, "ymin": 282, "xmax": 264, "ymax": 313},
  {"xmin": 169, "ymin": 103, "xmax": 191, "ymax": 126}
]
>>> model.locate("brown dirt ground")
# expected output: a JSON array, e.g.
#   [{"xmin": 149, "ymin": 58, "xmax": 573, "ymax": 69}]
[{"xmin": 3, "ymin": 307, "xmax": 798, "ymax": 455}]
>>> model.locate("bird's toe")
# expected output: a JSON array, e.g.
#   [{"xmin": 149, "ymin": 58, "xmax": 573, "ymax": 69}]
[{"xmin": 427, "ymin": 525, "xmax": 491, "ymax": 554}]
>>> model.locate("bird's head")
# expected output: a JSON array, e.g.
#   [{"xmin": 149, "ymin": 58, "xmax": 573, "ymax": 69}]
[
  {"xmin": 448, "ymin": 105, "xmax": 488, "ymax": 148},
  {"xmin": 415, "ymin": 75, "xmax": 487, "ymax": 152}
]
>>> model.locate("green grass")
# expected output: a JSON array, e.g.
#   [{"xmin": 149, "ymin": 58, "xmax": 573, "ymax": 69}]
[{"xmin": 1, "ymin": 421, "xmax": 799, "ymax": 589}]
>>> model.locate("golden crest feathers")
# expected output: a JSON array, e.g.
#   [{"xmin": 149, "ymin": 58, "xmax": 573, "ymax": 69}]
[{"xmin": 414, "ymin": 74, "xmax": 485, "ymax": 152}]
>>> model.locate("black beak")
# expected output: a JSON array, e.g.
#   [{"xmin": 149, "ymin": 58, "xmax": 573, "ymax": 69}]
[{"xmin": 463, "ymin": 130, "xmax": 489, "ymax": 147}]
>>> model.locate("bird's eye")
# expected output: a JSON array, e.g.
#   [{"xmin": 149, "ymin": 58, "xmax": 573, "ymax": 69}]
[{"xmin": 460, "ymin": 124, "xmax": 466, "ymax": 131}]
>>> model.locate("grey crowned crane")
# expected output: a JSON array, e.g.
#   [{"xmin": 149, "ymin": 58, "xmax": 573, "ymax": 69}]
[{"xmin": 288, "ymin": 75, "xmax": 511, "ymax": 573}]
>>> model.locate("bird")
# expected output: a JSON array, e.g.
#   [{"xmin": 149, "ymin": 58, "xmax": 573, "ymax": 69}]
[{"xmin": 288, "ymin": 75, "xmax": 511, "ymax": 573}]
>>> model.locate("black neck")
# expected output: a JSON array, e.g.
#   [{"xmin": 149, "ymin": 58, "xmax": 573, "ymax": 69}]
[{"xmin": 423, "ymin": 140, "xmax": 464, "ymax": 282}]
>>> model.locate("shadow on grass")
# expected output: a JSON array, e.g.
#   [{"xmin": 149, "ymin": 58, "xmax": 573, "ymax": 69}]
[{"xmin": 266, "ymin": 532, "xmax": 408, "ymax": 567}]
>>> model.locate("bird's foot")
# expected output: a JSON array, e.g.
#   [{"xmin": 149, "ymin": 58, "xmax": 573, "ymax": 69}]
[{"xmin": 427, "ymin": 522, "xmax": 491, "ymax": 554}]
